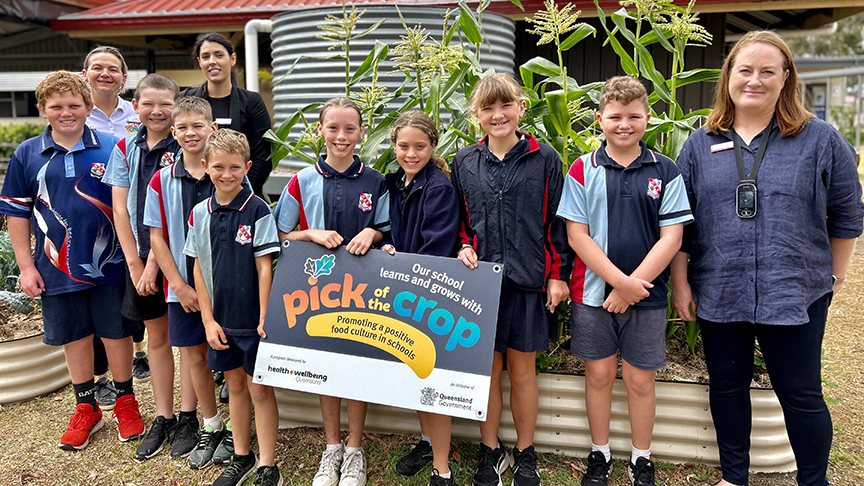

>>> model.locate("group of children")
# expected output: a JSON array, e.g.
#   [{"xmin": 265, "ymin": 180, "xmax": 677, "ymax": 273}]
[{"xmin": 1, "ymin": 64, "xmax": 692, "ymax": 486}]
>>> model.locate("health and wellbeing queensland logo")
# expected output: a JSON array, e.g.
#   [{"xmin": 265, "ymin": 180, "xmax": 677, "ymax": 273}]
[{"xmin": 267, "ymin": 365, "xmax": 328, "ymax": 384}]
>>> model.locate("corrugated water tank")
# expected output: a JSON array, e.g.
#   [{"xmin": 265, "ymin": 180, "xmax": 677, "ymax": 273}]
[{"xmin": 270, "ymin": 5, "xmax": 515, "ymax": 167}]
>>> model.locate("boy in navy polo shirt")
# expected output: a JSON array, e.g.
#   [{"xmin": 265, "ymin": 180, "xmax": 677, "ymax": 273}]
[
  {"xmin": 103, "ymin": 72, "xmax": 182, "ymax": 460},
  {"xmin": 0, "ymin": 71, "xmax": 144, "ymax": 451},
  {"xmin": 144, "ymin": 96, "xmax": 224, "ymax": 465},
  {"xmin": 273, "ymin": 98, "xmax": 389, "ymax": 486},
  {"xmin": 557, "ymin": 76, "xmax": 693, "ymax": 486},
  {"xmin": 185, "ymin": 129, "xmax": 282, "ymax": 486}
]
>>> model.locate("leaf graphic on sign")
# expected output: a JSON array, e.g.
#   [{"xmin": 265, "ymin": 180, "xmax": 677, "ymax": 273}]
[
  {"xmin": 304, "ymin": 258, "xmax": 316, "ymax": 277},
  {"xmin": 315, "ymin": 255, "xmax": 336, "ymax": 278}
]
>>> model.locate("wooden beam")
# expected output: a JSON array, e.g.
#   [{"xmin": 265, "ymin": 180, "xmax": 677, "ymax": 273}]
[{"xmin": 64, "ymin": 25, "xmax": 245, "ymax": 39}]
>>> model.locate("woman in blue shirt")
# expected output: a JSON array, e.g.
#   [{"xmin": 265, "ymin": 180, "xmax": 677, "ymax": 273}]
[{"xmin": 671, "ymin": 31, "xmax": 863, "ymax": 486}]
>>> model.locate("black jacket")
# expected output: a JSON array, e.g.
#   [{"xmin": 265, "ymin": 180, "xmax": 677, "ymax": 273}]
[
  {"xmin": 383, "ymin": 162, "xmax": 459, "ymax": 257},
  {"xmin": 181, "ymin": 84, "xmax": 272, "ymax": 196},
  {"xmin": 451, "ymin": 133, "xmax": 573, "ymax": 291}
]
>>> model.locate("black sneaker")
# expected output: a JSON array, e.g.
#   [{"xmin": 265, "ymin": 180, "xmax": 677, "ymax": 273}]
[
  {"xmin": 132, "ymin": 353, "xmax": 151, "ymax": 382},
  {"xmin": 219, "ymin": 383, "xmax": 229, "ymax": 404},
  {"xmin": 213, "ymin": 453, "xmax": 258, "ymax": 486},
  {"xmin": 213, "ymin": 370, "xmax": 225, "ymax": 386},
  {"xmin": 135, "ymin": 415, "xmax": 176, "ymax": 460},
  {"xmin": 253, "ymin": 465, "xmax": 284, "ymax": 486},
  {"xmin": 628, "ymin": 457, "xmax": 656, "ymax": 486},
  {"xmin": 512, "ymin": 445, "xmax": 541, "ymax": 486},
  {"xmin": 430, "ymin": 469, "xmax": 456, "ymax": 486},
  {"xmin": 170, "ymin": 414, "xmax": 199, "ymax": 459},
  {"xmin": 95, "ymin": 376, "xmax": 118, "ymax": 411},
  {"xmin": 581, "ymin": 451, "xmax": 612, "ymax": 486},
  {"xmin": 396, "ymin": 438, "xmax": 434, "ymax": 476},
  {"xmin": 472, "ymin": 439, "xmax": 512, "ymax": 486}
]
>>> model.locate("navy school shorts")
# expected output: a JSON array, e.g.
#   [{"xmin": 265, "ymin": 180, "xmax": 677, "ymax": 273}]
[
  {"xmin": 494, "ymin": 286, "xmax": 550, "ymax": 354},
  {"xmin": 167, "ymin": 302, "xmax": 207, "ymax": 347},
  {"xmin": 120, "ymin": 257, "xmax": 167, "ymax": 322},
  {"xmin": 208, "ymin": 333, "xmax": 261, "ymax": 377},
  {"xmin": 42, "ymin": 283, "xmax": 140, "ymax": 346}
]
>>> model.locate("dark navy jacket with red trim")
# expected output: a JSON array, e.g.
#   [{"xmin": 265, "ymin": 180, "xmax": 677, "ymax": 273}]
[
  {"xmin": 451, "ymin": 133, "xmax": 573, "ymax": 292},
  {"xmin": 383, "ymin": 162, "xmax": 459, "ymax": 257}
]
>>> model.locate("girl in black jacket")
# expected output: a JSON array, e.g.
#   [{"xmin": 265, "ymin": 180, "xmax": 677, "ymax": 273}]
[{"xmin": 382, "ymin": 111, "xmax": 459, "ymax": 486}]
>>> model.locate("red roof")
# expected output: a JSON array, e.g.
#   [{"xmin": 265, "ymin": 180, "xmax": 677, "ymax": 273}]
[{"xmin": 52, "ymin": 0, "xmax": 794, "ymax": 32}]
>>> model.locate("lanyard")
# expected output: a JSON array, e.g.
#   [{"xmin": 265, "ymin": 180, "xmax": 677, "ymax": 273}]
[{"xmin": 731, "ymin": 124, "xmax": 772, "ymax": 183}]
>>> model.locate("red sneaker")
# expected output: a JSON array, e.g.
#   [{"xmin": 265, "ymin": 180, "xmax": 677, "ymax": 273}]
[
  {"xmin": 58, "ymin": 403, "xmax": 104, "ymax": 451},
  {"xmin": 113, "ymin": 394, "xmax": 144, "ymax": 442}
]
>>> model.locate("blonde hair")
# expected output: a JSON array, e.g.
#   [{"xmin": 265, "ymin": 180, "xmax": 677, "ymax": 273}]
[
  {"xmin": 390, "ymin": 110, "xmax": 450, "ymax": 178},
  {"xmin": 705, "ymin": 31, "xmax": 813, "ymax": 137},
  {"xmin": 204, "ymin": 129, "xmax": 250, "ymax": 162},
  {"xmin": 319, "ymin": 98, "xmax": 362, "ymax": 126},
  {"xmin": 599, "ymin": 76, "xmax": 648, "ymax": 113},
  {"xmin": 36, "ymin": 71, "xmax": 92, "ymax": 111},
  {"xmin": 469, "ymin": 72, "xmax": 527, "ymax": 113},
  {"xmin": 173, "ymin": 96, "xmax": 213, "ymax": 124}
]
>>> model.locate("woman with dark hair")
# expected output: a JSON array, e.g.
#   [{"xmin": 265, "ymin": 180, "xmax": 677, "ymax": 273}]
[
  {"xmin": 671, "ymin": 31, "xmax": 863, "ymax": 486},
  {"xmin": 182, "ymin": 32, "xmax": 273, "ymax": 197}
]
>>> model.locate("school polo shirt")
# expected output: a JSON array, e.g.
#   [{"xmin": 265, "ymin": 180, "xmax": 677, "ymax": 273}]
[
  {"xmin": 86, "ymin": 97, "xmax": 138, "ymax": 138},
  {"xmin": 557, "ymin": 141, "xmax": 693, "ymax": 309},
  {"xmin": 183, "ymin": 186, "xmax": 280, "ymax": 335},
  {"xmin": 143, "ymin": 161, "xmax": 213, "ymax": 303},
  {"xmin": 273, "ymin": 155, "xmax": 390, "ymax": 240},
  {"xmin": 103, "ymin": 126, "xmax": 180, "ymax": 258},
  {"xmin": 0, "ymin": 126, "xmax": 125, "ymax": 295}
]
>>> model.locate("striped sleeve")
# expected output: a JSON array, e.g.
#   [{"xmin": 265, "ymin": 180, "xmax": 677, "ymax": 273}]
[
  {"xmin": 556, "ymin": 155, "xmax": 589, "ymax": 224},
  {"xmin": 451, "ymin": 162, "xmax": 477, "ymax": 248},
  {"xmin": 543, "ymin": 149, "xmax": 573, "ymax": 282},
  {"xmin": 102, "ymin": 137, "xmax": 131, "ymax": 187},
  {"xmin": 0, "ymin": 148, "xmax": 34, "ymax": 218},
  {"xmin": 253, "ymin": 205, "xmax": 281, "ymax": 257},
  {"xmin": 273, "ymin": 174, "xmax": 302, "ymax": 233},
  {"xmin": 183, "ymin": 206, "xmax": 201, "ymax": 258},
  {"xmin": 658, "ymin": 159, "xmax": 694, "ymax": 226},
  {"xmin": 143, "ymin": 170, "xmax": 164, "ymax": 228}
]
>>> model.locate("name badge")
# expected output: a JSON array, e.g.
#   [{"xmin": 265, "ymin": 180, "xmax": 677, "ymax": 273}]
[
  {"xmin": 711, "ymin": 141, "xmax": 734, "ymax": 153},
  {"xmin": 125, "ymin": 117, "xmax": 140, "ymax": 134},
  {"xmin": 215, "ymin": 117, "xmax": 232, "ymax": 126}
]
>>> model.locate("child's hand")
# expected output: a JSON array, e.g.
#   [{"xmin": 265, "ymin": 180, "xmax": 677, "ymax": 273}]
[
  {"xmin": 612, "ymin": 275, "xmax": 652, "ymax": 305},
  {"xmin": 258, "ymin": 320, "xmax": 267, "ymax": 339},
  {"xmin": 672, "ymin": 281, "xmax": 697, "ymax": 321},
  {"xmin": 381, "ymin": 244, "xmax": 396, "ymax": 256},
  {"xmin": 204, "ymin": 320, "xmax": 228, "ymax": 350},
  {"xmin": 18, "ymin": 267, "xmax": 45, "ymax": 298},
  {"xmin": 128, "ymin": 258, "xmax": 145, "ymax": 291},
  {"xmin": 346, "ymin": 228, "xmax": 376, "ymax": 255},
  {"xmin": 602, "ymin": 288, "xmax": 630, "ymax": 314},
  {"xmin": 308, "ymin": 229, "xmax": 343, "ymax": 249},
  {"xmin": 458, "ymin": 246, "xmax": 478, "ymax": 269},
  {"xmin": 175, "ymin": 283, "xmax": 200, "ymax": 313},
  {"xmin": 136, "ymin": 258, "xmax": 160, "ymax": 296},
  {"xmin": 546, "ymin": 279, "xmax": 569, "ymax": 312}
]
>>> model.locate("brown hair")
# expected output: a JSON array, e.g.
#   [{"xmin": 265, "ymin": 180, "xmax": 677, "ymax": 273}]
[
  {"xmin": 36, "ymin": 71, "xmax": 92, "ymax": 111},
  {"xmin": 204, "ymin": 128, "xmax": 250, "ymax": 162},
  {"xmin": 598, "ymin": 76, "xmax": 649, "ymax": 113},
  {"xmin": 83, "ymin": 46, "xmax": 128, "ymax": 76},
  {"xmin": 192, "ymin": 32, "xmax": 238, "ymax": 87},
  {"xmin": 173, "ymin": 96, "xmax": 213, "ymax": 124},
  {"xmin": 319, "ymin": 97, "xmax": 363, "ymax": 126},
  {"xmin": 705, "ymin": 30, "xmax": 813, "ymax": 137},
  {"xmin": 390, "ymin": 110, "xmax": 450, "ymax": 178},
  {"xmin": 134, "ymin": 73, "xmax": 180, "ymax": 102},
  {"xmin": 469, "ymin": 72, "xmax": 526, "ymax": 113}
]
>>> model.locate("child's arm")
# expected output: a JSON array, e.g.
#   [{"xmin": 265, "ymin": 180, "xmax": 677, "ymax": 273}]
[
  {"xmin": 274, "ymin": 174, "xmax": 343, "ymax": 247},
  {"xmin": 566, "ymin": 220, "xmax": 652, "ymax": 312},
  {"xmin": 284, "ymin": 228, "xmax": 344, "ymax": 248},
  {"xmin": 451, "ymin": 161, "xmax": 479, "ymax": 269},
  {"xmin": 137, "ymin": 250, "xmax": 161, "ymax": 296},
  {"xmin": 7, "ymin": 216, "xmax": 45, "ymax": 297},
  {"xmin": 543, "ymin": 151, "xmax": 575, "ymax": 311},
  {"xmin": 193, "ymin": 258, "xmax": 228, "ymax": 350},
  {"xmin": 345, "ymin": 228, "xmax": 382, "ymax": 255},
  {"xmin": 150, "ymin": 231, "xmax": 199, "ymax": 313},
  {"xmin": 112, "ymin": 185, "xmax": 148, "ymax": 290},
  {"xmin": 345, "ymin": 180, "xmax": 389, "ymax": 256},
  {"xmin": 670, "ymin": 251, "xmax": 696, "ymax": 321},
  {"xmin": 255, "ymin": 253, "xmax": 274, "ymax": 338}
]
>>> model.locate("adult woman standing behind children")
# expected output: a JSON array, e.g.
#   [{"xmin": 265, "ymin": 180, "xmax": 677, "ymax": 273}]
[
  {"xmin": 83, "ymin": 46, "xmax": 137, "ymax": 138},
  {"xmin": 381, "ymin": 111, "xmax": 459, "ymax": 486},
  {"xmin": 452, "ymin": 73, "xmax": 573, "ymax": 486},
  {"xmin": 671, "ymin": 31, "xmax": 863, "ymax": 486},
  {"xmin": 182, "ymin": 33, "xmax": 272, "ymax": 197}
]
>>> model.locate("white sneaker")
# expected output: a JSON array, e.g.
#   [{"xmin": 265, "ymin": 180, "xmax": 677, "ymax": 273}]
[
  {"xmin": 313, "ymin": 443, "xmax": 345, "ymax": 486},
  {"xmin": 339, "ymin": 447, "xmax": 367, "ymax": 486}
]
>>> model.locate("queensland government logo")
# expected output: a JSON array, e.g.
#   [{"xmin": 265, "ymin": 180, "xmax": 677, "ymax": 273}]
[{"xmin": 420, "ymin": 387, "xmax": 439, "ymax": 406}]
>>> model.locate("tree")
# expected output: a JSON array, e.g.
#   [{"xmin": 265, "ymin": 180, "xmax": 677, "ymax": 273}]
[{"xmin": 787, "ymin": 13, "xmax": 864, "ymax": 57}]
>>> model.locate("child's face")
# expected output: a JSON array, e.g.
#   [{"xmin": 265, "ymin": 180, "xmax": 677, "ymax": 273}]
[
  {"xmin": 317, "ymin": 106, "xmax": 364, "ymax": 163},
  {"xmin": 474, "ymin": 99, "xmax": 524, "ymax": 140},
  {"xmin": 39, "ymin": 91, "xmax": 91, "ymax": 138},
  {"xmin": 133, "ymin": 88, "xmax": 175, "ymax": 135},
  {"xmin": 197, "ymin": 41, "xmax": 236, "ymax": 85},
  {"xmin": 204, "ymin": 149, "xmax": 251, "ymax": 197},
  {"xmin": 395, "ymin": 127, "xmax": 435, "ymax": 183},
  {"xmin": 172, "ymin": 112, "xmax": 216, "ymax": 155},
  {"xmin": 596, "ymin": 99, "xmax": 650, "ymax": 151},
  {"xmin": 83, "ymin": 52, "xmax": 126, "ymax": 97}
]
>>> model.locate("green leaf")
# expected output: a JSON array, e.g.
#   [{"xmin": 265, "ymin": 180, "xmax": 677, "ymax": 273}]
[
  {"xmin": 540, "ymin": 75, "xmax": 580, "ymax": 90},
  {"xmin": 663, "ymin": 124, "xmax": 691, "ymax": 161},
  {"xmin": 545, "ymin": 90, "xmax": 570, "ymax": 136},
  {"xmin": 520, "ymin": 56, "xmax": 563, "ymax": 78},
  {"xmin": 427, "ymin": 72, "xmax": 442, "ymax": 119},
  {"xmin": 610, "ymin": 9, "xmax": 670, "ymax": 102},
  {"xmin": 673, "ymin": 68, "xmax": 721, "ymax": 87},
  {"xmin": 520, "ymin": 65, "xmax": 535, "ymax": 91},
  {"xmin": 606, "ymin": 32, "xmax": 638, "ymax": 76},
  {"xmin": 458, "ymin": 1, "xmax": 483, "ymax": 45},
  {"xmin": 478, "ymin": 0, "xmax": 492, "ymax": 14},
  {"xmin": 685, "ymin": 320, "xmax": 700, "ymax": 356},
  {"xmin": 445, "ymin": 19, "xmax": 460, "ymax": 45},
  {"xmin": 349, "ymin": 41, "xmax": 389, "ymax": 86},
  {"xmin": 682, "ymin": 108, "xmax": 712, "ymax": 119},
  {"xmin": 352, "ymin": 18, "xmax": 387, "ymax": 40},
  {"xmin": 560, "ymin": 24, "xmax": 596, "ymax": 51},
  {"xmin": 508, "ymin": 0, "xmax": 524, "ymax": 11},
  {"xmin": 440, "ymin": 62, "xmax": 471, "ymax": 104},
  {"xmin": 648, "ymin": 18, "xmax": 675, "ymax": 52}
]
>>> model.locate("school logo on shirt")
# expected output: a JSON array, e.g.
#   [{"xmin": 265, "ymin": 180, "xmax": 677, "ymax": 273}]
[
  {"xmin": 647, "ymin": 178, "xmax": 662, "ymax": 200},
  {"xmin": 235, "ymin": 225, "xmax": 252, "ymax": 245},
  {"xmin": 358, "ymin": 192, "xmax": 373, "ymax": 212},
  {"xmin": 90, "ymin": 162, "xmax": 106, "ymax": 179},
  {"xmin": 160, "ymin": 152, "xmax": 175, "ymax": 168}
]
